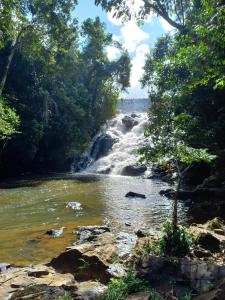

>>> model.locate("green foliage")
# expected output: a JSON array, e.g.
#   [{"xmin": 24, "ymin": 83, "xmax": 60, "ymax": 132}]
[
  {"xmin": 100, "ymin": 270, "xmax": 161, "ymax": 300},
  {"xmin": 78, "ymin": 258, "xmax": 97, "ymax": 270},
  {"xmin": 0, "ymin": 97, "xmax": 20, "ymax": 140},
  {"xmin": 151, "ymin": 223, "xmax": 192, "ymax": 257},
  {"xmin": 58, "ymin": 293, "xmax": 73, "ymax": 300},
  {"xmin": 0, "ymin": 12, "xmax": 131, "ymax": 174},
  {"xmin": 141, "ymin": 0, "xmax": 225, "ymax": 167}
]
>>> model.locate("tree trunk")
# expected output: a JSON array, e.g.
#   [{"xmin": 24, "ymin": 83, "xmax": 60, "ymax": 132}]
[
  {"xmin": 172, "ymin": 175, "xmax": 181, "ymax": 233},
  {"xmin": 0, "ymin": 29, "xmax": 23, "ymax": 97}
]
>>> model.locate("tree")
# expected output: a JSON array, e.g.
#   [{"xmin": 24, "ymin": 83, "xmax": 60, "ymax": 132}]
[
  {"xmin": 139, "ymin": 96, "xmax": 216, "ymax": 232},
  {"xmin": 95, "ymin": 0, "xmax": 191, "ymax": 30},
  {"xmin": 139, "ymin": 0, "xmax": 224, "ymax": 232},
  {"xmin": 0, "ymin": 0, "xmax": 77, "ymax": 97}
]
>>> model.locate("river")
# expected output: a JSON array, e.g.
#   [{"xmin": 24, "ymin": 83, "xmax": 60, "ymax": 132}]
[{"xmin": 0, "ymin": 99, "xmax": 188, "ymax": 266}]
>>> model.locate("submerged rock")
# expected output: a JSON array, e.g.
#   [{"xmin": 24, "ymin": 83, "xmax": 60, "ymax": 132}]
[
  {"xmin": 159, "ymin": 188, "xmax": 176, "ymax": 199},
  {"xmin": 0, "ymin": 263, "xmax": 10, "ymax": 273},
  {"xmin": 75, "ymin": 225, "xmax": 111, "ymax": 243},
  {"xmin": 45, "ymin": 227, "xmax": 65, "ymax": 238},
  {"xmin": 66, "ymin": 201, "xmax": 82, "ymax": 210},
  {"xmin": 125, "ymin": 191, "xmax": 146, "ymax": 198},
  {"xmin": 121, "ymin": 164, "xmax": 147, "ymax": 176}
]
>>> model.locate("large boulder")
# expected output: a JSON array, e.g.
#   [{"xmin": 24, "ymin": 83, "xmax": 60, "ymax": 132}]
[
  {"xmin": 122, "ymin": 115, "xmax": 138, "ymax": 131},
  {"xmin": 121, "ymin": 164, "xmax": 147, "ymax": 176},
  {"xmin": 48, "ymin": 226, "xmax": 136, "ymax": 284},
  {"xmin": 195, "ymin": 232, "xmax": 221, "ymax": 252},
  {"xmin": 91, "ymin": 134, "xmax": 118, "ymax": 160}
]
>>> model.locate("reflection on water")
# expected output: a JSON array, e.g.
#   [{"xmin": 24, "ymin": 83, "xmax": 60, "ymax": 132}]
[{"xmin": 0, "ymin": 174, "xmax": 187, "ymax": 265}]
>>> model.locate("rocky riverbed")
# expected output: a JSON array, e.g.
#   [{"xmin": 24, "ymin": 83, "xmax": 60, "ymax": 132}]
[{"xmin": 1, "ymin": 218, "xmax": 225, "ymax": 300}]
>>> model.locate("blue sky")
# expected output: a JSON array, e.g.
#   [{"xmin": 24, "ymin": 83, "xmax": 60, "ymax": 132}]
[{"xmin": 74, "ymin": 0, "xmax": 173, "ymax": 98}]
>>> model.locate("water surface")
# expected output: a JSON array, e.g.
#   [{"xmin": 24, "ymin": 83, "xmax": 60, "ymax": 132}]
[{"xmin": 0, "ymin": 174, "xmax": 187, "ymax": 266}]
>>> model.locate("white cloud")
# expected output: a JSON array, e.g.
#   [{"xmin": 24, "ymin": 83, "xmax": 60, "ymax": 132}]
[
  {"xmin": 122, "ymin": 43, "xmax": 149, "ymax": 98},
  {"xmin": 159, "ymin": 17, "xmax": 174, "ymax": 32},
  {"xmin": 106, "ymin": 46, "xmax": 120, "ymax": 60}
]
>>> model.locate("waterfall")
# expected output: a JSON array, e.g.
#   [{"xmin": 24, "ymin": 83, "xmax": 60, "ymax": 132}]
[{"xmin": 74, "ymin": 98, "xmax": 150, "ymax": 176}]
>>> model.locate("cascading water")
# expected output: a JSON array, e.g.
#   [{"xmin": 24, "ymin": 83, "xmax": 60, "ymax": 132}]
[{"xmin": 75, "ymin": 98, "xmax": 150, "ymax": 175}]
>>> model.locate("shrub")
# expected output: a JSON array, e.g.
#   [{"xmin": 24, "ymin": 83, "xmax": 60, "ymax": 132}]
[
  {"xmin": 100, "ymin": 270, "xmax": 162, "ymax": 300},
  {"xmin": 150, "ymin": 222, "xmax": 192, "ymax": 257}
]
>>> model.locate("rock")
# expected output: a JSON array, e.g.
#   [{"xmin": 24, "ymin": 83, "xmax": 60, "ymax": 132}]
[
  {"xmin": 135, "ymin": 229, "xmax": 147, "ymax": 238},
  {"xmin": 76, "ymin": 281, "xmax": 107, "ymax": 300},
  {"xmin": 122, "ymin": 115, "xmax": 138, "ymax": 131},
  {"xmin": 214, "ymin": 229, "xmax": 225, "ymax": 236},
  {"xmin": 45, "ymin": 227, "xmax": 65, "ymax": 238},
  {"xmin": 91, "ymin": 134, "xmax": 118, "ymax": 160},
  {"xmin": 204, "ymin": 217, "xmax": 224, "ymax": 231},
  {"xmin": 136, "ymin": 255, "xmax": 225, "ymax": 293},
  {"xmin": 75, "ymin": 225, "xmax": 111, "ymax": 243},
  {"xmin": 125, "ymin": 191, "xmax": 146, "ymax": 198},
  {"xmin": 121, "ymin": 164, "xmax": 147, "ymax": 176},
  {"xmin": 131, "ymin": 113, "xmax": 140, "ymax": 118},
  {"xmin": 107, "ymin": 263, "xmax": 126, "ymax": 278},
  {"xmin": 116, "ymin": 232, "xmax": 138, "ymax": 258},
  {"xmin": 66, "ymin": 201, "xmax": 82, "ymax": 210},
  {"xmin": 125, "ymin": 292, "xmax": 150, "ymax": 300},
  {"xmin": 28, "ymin": 268, "xmax": 50, "ymax": 278},
  {"xmin": 0, "ymin": 265, "xmax": 75, "ymax": 299},
  {"xmin": 193, "ymin": 249, "xmax": 212, "ymax": 258},
  {"xmin": 0, "ymin": 263, "xmax": 10, "ymax": 273},
  {"xmin": 10, "ymin": 284, "xmax": 68, "ymax": 300},
  {"xmin": 48, "ymin": 232, "xmax": 117, "ymax": 284},
  {"xmin": 125, "ymin": 222, "xmax": 132, "ymax": 226},
  {"xmin": 97, "ymin": 167, "xmax": 111, "ymax": 174},
  {"xmin": 159, "ymin": 188, "xmax": 176, "ymax": 199},
  {"xmin": 195, "ymin": 232, "xmax": 221, "ymax": 252},
  {"xmin": 193, "ymin": 277, "xmax": 225, "ymax": 300}
]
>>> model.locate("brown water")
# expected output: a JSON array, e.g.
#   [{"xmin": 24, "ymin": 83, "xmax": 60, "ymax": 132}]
[{"xmin": 0, "ymin": 174, "xmax": 187, "ymax": 266}]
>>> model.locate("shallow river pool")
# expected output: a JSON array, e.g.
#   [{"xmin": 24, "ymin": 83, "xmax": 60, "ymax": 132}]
[{"xmin": 0, "ymin": 174, "xmax": 187, "ymax": 265}]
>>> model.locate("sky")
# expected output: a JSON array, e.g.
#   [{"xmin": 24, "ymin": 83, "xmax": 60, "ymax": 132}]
[{"xmin": 74, "ymin": 0, "xmax": 173, "ymax": 99}]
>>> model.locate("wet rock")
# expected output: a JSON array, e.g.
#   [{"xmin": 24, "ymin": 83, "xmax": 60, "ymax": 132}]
[
  {"xmin": 159, "ymin": 188, "xmax": 176, "ymax": 199},
  {"xmin": 0, "ymin": 263, "xmax": 10, "ymax": 273},
  {"xmin": 121, "ymin": 164, "xmax": 147, "ymax": 176},
  {"xmin": 122, "ymin": 115, "xmax": 138, "ymax": 131},
  {"xmin": 195, "ymin": 232, "xmax": 221, "ymax": 252},
  {"xmin": 135, "ymin": 229, "xmax": 147, "ymax": 238},
  {"xmin": 66, "ymin": 201, "xmax": 82, "ymax": 210},
  {"xmin": 116, "ymin": 232, "xmax": 137, "ymax": 257},
  {"xmin": 97, "ymin": 167, "xmax": 111, "ymax": 174},
  {"xmin": 125, "ymin": 222, "xmax": 132, "ymax": 226},
  {"xmin": 45, "ymin": 227, "xmax": 65, "ymax": 238},
  {"xmin": 91, "ymin": 134, "xmax": 118, "ymax": 160},
  {"xmin": 75, "ymin": 225, "xmax": 110, "ymax": 243},
  {"xmin": 125, "ymin": 292, "xmax": 150, "ymax": 300},
  {"xmin": 125, "ymin": 191, "xmax": 146, "ymax": 198}
]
